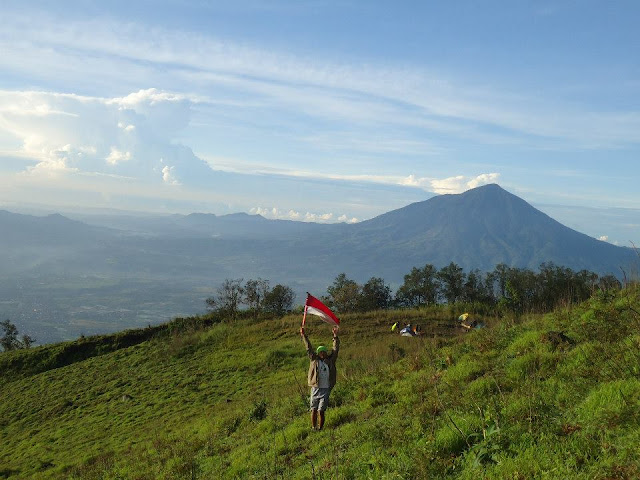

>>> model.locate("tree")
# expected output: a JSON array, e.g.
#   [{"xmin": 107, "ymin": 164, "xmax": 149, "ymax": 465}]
[
  {"xmin": 395, "ymin": 264, "xmax": 439, "ymax": 307},
  {"xmin": 326, "ymin": 273, "xmax": 361, "ymax": 313},
  {"xmin": 491, "ymin": 263, "xmax": 509, "ymax": 299},
  {"xmin": 536, "ymin": 263, "xmax": 598, "ymax": 311},
  {"xmin": 21, "ymin": 334, "xmax": 35, "ymax": 349},
  {"xmin": 1, "ymin": 320, "xmax": 33, "ymax": 351},
  {"xmin": 437, "ymin": 262, "xmax": 465, "ymax": 304},
  {"xmin": 206, "ymin": 278, "xmax": 245, "ymax": 319},
  {"xmin": 499, "ymin": 267, "xmax": 539, "ymax": 314},
  {"xmin": 573, "ymin": 269, "xmax": 599, "ymax": 304},
  {"xmin": 598, "ymin": 274, "xmax": 622, "ymax": 292},
  {"xmin": 462, "ymin": 269, "xmax": 493, "ymax": 304},
  {"xmin": 1, "ymin": 319, "xmax": 20, "ymax": 351},
  {"xmin": 359, "ymin": 277, "xmax": 393, "ymax": 311},
  {"xmin": 244, "ymin": 278, "xmax": 270, "ymax": 318},
  {"xmin": 263, "ymin": 284, "xmax": 295, "ymax": 317}
]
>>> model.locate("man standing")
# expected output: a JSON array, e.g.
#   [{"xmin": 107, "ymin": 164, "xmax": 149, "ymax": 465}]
[{"xmin": 300, "ymin": 325, "xmax": 339, "ymax": 431}]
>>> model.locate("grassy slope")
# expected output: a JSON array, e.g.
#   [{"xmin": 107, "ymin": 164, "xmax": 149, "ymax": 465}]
[{"xmin": 1, "ymin": 293, "xmax": 640, "ymax": 479}]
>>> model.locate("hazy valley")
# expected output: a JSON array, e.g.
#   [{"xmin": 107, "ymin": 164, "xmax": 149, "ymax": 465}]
[{"xmin": 0, "ymin": 185, "xmax": 635, "ymax": 344}]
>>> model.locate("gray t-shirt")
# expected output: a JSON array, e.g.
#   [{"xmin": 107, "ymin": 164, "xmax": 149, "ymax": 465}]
[{"xmin": 317, "ymin": 359, "xmax": 330, "ymax": 388}]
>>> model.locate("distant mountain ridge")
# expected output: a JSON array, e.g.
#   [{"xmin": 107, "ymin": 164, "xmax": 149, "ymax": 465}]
[
  {"xmin": 0, "ymin": 210, "xmax": 111, "ymax": 246},
  {"xmin": 1, "ymin": 185, "xmax": 634, "ymax": 276}
]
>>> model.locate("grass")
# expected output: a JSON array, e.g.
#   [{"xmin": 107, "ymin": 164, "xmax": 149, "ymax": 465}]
[{"xmin": 1, "ymin": 291, "xmax": 640, "ymax": 478}]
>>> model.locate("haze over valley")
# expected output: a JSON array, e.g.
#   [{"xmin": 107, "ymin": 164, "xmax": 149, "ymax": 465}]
[{"xmin": 2, "ymin": 185, "xmax": 635, "ymax": 344}]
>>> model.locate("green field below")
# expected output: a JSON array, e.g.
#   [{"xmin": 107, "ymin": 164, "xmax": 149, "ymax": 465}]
[{"xmin": 1, "ymin": 290, "xmax": 640, "ymax": 479}]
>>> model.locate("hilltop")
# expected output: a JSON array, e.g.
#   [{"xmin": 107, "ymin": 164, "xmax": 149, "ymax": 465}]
[{"xmin": 1, "ymin": 288, "xmax": 639, "ymax": 479}]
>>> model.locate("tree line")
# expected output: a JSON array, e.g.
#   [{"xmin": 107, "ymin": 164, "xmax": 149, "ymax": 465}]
[
  {"xmin": 206, "ymin": 262, "xmax": 622, "ymax": 321},
  {"xmin": 1, "ymin": 261, "xmax": 622, "ymax": 352},
  {"xmin": 322, "ymin": 262, "xmax": 621, "ymax": 315},
  {"xmin": 205, "ymin": 278, "xmax": 295, "ymax": 319}
]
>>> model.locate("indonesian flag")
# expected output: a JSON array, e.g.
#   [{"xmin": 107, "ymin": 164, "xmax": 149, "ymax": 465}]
[{"xmin": 303, "ymin": 293, "xmax": 340, "ymax": 327}]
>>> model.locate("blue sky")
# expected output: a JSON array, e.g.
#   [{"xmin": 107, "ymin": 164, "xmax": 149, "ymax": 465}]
[{"xmin": 0, "ymin": 1, "xmax": 639, "ymax": 244}]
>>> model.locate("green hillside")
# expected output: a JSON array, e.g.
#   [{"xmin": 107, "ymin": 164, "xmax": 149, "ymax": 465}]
[{"xmin": 2, "ymin": 289, "xmax": 640, "ymax": 479}]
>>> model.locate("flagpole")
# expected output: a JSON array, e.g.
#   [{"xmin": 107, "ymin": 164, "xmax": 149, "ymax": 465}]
[{"xmin": 302, "ymin": 292, "xmax": 311, "ymax": 327}]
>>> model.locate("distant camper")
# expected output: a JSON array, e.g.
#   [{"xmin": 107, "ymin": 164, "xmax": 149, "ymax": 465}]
[
  {"xmin": 398, "ymin": 323, "xmax": 421, "ymax": 337},
  {"xmin": 459, "ymin": 313, "xmax": 484, "ymax": 330}
]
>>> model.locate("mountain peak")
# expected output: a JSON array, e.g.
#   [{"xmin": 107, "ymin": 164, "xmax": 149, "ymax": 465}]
[
  {"xmin": 352, "ymin": 183, "xmax": 632, "ymax": 274},
  {"xmin": 458, "ymin": 183, "xmax": 511, "ymax": 200}
]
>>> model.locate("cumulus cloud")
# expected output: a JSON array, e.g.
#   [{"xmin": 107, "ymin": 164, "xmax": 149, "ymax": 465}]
[
  {"xmin": 106, "ymin": 147, "xmax": 132, "ymax": 165},
  {"xmin": 0, "ymin": 88, "xmax": 209, "ymax": 185},
  {"xmin": 337, "ymin": 214, "xmax": 359, "ymax": 223},
  {"xmin": 161, "ymin": 165, "xmax": 180, "ymax": 185},
  {"xmin": 400, "ymin": 174, "xmax": 430, "ymax": 188},
  {"xmin": 430, "ymin": 173, "xmax": 501, "ymax": 194},
  {"xmin": 250, "ymin": 206, "xmax": 358, "ymax": 224},
  {"xmin": 467, "ymin": 173, "xmax": 500, "ymax": 189},
  {"xmin": 597, "ymin": 235, "xmax": 609, "ymax": 242}
]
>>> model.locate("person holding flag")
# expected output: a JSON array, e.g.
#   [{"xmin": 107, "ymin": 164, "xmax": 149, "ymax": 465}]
[{"xmin": 299, "ymin": 293, "xmax": 340, "ymax": 431}]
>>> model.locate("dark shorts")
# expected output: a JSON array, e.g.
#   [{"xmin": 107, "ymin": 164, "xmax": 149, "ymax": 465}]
[{"xmin": 309, "ymin": 387, "xmax": 331, "ymax": 411}]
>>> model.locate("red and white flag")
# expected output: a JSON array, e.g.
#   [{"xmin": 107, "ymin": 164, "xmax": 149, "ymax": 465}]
[{"xmin": 303, "ymin": 293, "xmax": 340, "ymax": 327}]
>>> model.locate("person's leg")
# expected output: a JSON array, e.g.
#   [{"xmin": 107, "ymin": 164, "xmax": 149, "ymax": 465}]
[
  {"xmin": 311, "ymin": 409, "xmax": 318, "ymax": 429},
  {"xmin": 317, "ymin": 387, "xmax": 330, "ymax": 430}
]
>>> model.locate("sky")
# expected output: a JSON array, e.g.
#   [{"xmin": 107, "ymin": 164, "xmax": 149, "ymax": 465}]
[{"xmin": 0, "ymin": 0, "xmax": 639, "ymax": 245}]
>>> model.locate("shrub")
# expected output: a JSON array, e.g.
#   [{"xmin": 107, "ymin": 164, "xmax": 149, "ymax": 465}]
[{"xmin": 249, "ymin": 399, "xmax": 268, "ymax": 422}]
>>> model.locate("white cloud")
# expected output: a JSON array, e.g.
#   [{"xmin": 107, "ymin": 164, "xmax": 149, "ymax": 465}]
[
  {"xmin": 161, "ymin": 165, "xmax": 180, "ymax": 185},
  {"xmin": 200, "ymin": 154, "xmax": 500, "ymax": 195},
  {"xmin": 337, "ymin": 214, "xmax": 359, "ymax": 224},
  {"xmin": 287, "ymin": 209, "xmax": 302, "ymax": 220},
  {"xmin": 250, "ymin": 206, "xmax": 357, "ymax": 224},
  {"xmin": 400, "ymin": 174, "xmax": 430, "ymax": 188},
  {"xmin": 0, "ymin": 88, "xmax": 206, "ymax": 185},
  {"xmin": 598, "ymin": 235, "xmax": 609, "ymax": 242},
  {"xmin": 118, "ymin": 122, "xmax": 136, "ymax": 132},
  {"xmin": 430, "ymin": 173, "xmax": 501, "ymax": 194},
  {"xmin": 467, "ymin": 173, "xmax": 500, "ymax": 189},
  {"xmin": 430, "ymin": 175, "xmax": 466, "ymax": 194},
  {"xmin": 2, "ymin": 13, "xmax": 639, "ymax": 149},
  {"xmin": 106, "ymin": 147, "xmax": 132, "ymax": 165}
]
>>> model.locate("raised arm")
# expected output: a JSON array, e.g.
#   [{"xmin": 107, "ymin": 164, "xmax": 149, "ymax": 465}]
[
  {"xmin": 300, "ymin": 326, "xmax": 315, "ymax": 359},
  {"xmin": 332, "ymin": 326, "xmax": 340, "ymax": 361}
]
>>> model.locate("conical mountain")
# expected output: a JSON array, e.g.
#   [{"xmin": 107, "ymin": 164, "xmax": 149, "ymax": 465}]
[{"xmin": 333, "ymin": 184, "xmax": 635, "ymax": 277}]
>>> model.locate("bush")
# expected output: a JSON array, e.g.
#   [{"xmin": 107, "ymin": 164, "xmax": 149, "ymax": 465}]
[{"xmin": 249, "ymin": 399, "xmax": 268, "ymax": 422}]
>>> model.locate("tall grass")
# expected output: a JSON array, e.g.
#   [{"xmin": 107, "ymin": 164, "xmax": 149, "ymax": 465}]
[{"xmin": 1, "ymin": 289, "xmax": 640, "ymax": 478}]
